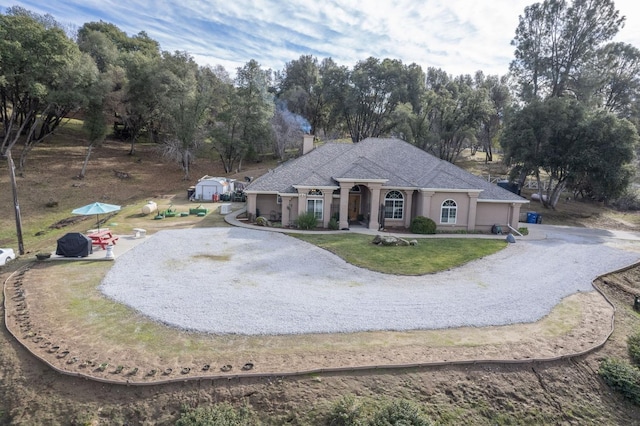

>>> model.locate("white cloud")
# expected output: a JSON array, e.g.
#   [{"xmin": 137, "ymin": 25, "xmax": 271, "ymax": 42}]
[{"xmin": 2, "ymin": 0, "xmax": 639, "ymax": 77}]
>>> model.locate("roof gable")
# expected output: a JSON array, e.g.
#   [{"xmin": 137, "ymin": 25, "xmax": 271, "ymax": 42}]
[{"xmin": 296, "ymin": 171, "xmax": 334, "ymax": 187}]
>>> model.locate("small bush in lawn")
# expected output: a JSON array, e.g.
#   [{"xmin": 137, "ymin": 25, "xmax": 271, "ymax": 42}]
[
  {"xmin": 296, "ymin": 212, "xmax": 318, "ymax": 230},
  {"xmin": 599, "ymin": 358, "xmax": 640, "ymax": 405},
  {"xmin": 176, "ymin": 402, "xmax": 260, "ymax": 426},
  {"xmin": 325, "ymin": 395, "xmax": 365, "ymax": 425},
  {"xmin": 370, "ymin": 399, "xmax": 431, "ymax": 426},
  {"xmin": 410, "ymin": 216, "xmax": 436, "ymax": 234},
  {"xmin": 328, "ymin": 217, "xmax": 339, "ymax": 230},
  {"xmin": 629, "ymin": 332, "xmax": 640, "ymax": 366},
  {"xmin": 255, "ymin": 216, "xmax": 270, "ymax": 227}
]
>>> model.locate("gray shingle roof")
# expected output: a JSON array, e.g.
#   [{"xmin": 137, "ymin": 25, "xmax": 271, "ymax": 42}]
[{"xmin": 247, "ymin": 138, "xmax": 526, "ymax": 201}]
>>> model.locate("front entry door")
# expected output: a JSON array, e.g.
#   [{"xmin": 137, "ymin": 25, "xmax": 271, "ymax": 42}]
[{"xmin": 348, "ymin": 194, "xmax": 360, "ymax": 222}]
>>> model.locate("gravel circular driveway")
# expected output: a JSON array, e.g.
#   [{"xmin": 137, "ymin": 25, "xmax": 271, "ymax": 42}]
[{"xmin": 100, "ymin": 226, "xmax": 640, "ymax": 335}]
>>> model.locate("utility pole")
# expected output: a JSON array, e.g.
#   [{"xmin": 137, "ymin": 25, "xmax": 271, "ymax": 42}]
[{"xmin": 6, "ymin": 149, "xmax": 25, "ymax": 255}]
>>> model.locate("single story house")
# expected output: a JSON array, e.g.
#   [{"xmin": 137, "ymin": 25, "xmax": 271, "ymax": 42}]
[{"xmin": 245, "ymin": 136, "xmax": 528, "ymax": 232}]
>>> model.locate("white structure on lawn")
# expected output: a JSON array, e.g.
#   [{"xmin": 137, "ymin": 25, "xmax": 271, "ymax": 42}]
[{"xmin": 192, "ymin": 176, "xmax": 234, "ymax": 201}]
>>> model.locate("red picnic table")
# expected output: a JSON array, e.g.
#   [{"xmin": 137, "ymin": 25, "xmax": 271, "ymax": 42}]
[{"xmin": 87, "ymin": 229, "xmax": 119, "ymax": 250}]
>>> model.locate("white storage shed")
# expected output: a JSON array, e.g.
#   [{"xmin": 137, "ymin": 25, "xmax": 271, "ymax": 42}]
[{"xmin": 193, "ymin": 176, "xmax": 234, "ymax": 201}]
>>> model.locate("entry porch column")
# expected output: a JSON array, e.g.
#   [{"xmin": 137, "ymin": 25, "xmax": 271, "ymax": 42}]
[
  {"xmin": 280, "ymin": 195, "xmax": 293, "ymax": 227},
  {"xmin": 418, "ymin": 190, "xmax": 434, "ymax": 219},
  {"xmin": 322, "ymin": 190, "xmax": 333, "ymax": 228},
  {"xmin": 403, "ymin": 190, "xmax": 414, "ymax": 228},
  {"xmin": 339, "ymin": 183, "xmax": 350, "ymax": 229},
  {"xmin": 467, "ymin": 192, "xmax": 479, "ymax": 231},
  {"xmin": 368, "ymin": 183, "xmax": 382, "ymax": 230},
  {"xmin": 297, "ymin": 192, "xmax": 307, "ymax": 217},
  {"xmin": 246, "ymin": 193, "xmax": 257, "ymax": 220}
]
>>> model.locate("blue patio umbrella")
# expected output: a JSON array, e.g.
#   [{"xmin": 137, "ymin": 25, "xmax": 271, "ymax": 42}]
[{"xmin": 72, "ymin": 202, "xmax": 121, "ymax": 230}]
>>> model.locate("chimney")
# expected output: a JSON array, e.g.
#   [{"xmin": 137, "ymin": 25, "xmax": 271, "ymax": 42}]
[{"xmin": 302, "ymin": 134, "xmax": 314, "ymax": 155}]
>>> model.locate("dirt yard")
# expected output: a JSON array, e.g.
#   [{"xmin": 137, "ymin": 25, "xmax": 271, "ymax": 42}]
[{"xmin": 1, "ymin": 135, "xmax": 640, "ymax": 424}]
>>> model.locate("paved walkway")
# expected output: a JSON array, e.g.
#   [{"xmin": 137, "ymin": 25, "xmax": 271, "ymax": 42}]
[{"xmin": 224, "ymin": 207, "xmax": 548, "ymax": 240}]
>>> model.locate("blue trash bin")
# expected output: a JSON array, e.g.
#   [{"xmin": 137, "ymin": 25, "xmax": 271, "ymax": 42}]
[{"xmin": 527, "ymin": 212, "xmax": 538, "ymax": 224}]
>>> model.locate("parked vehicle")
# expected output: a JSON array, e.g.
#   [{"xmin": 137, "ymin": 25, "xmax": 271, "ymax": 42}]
[{"xmin": 0, "ymin": 248, "xmax": 15, "ymax": 266}]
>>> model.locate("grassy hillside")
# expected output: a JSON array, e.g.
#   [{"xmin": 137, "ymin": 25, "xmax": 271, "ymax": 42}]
[{"xmin": 0, "ymin": 123, "xmax": 275, "ymax": 252}]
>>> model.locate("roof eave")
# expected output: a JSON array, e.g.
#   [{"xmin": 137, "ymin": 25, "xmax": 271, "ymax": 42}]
[
  {"xmin": 477, "ymin": 199, "xmax": 530, "ymax": 204},
  {"xmin": 293, "ymin": 185, "xmax": 340, "ymax": 190},
  {"xmin": 334, "ymin": 178, "xmax": 388, "ymax": 184},
  {"xmin": 244, "ymin": 190, "xmax": 278, "ymax": 195},
  {"xmin": 419, "ymin": 188, "xmax": 483, "ymax": 193}
]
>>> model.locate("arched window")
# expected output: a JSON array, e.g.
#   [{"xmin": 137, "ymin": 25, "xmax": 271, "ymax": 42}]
[
  {"xmin": 440, "ymin": 199, "xmax": 457, "ymax": 224},
  {"xmin": 307, "ymin": 189, "xmax": 323, "ymax": 220},
  {"xmin": 384, "ymin": 190, "xmax": 404, "ymax": 219}
]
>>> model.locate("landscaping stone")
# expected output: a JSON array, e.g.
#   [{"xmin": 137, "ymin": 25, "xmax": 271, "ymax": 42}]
[
  {"xmin": 255, "ymin": 216, "xmax": 271, "ymax": 227},
  {"xmin": 372, "ymin": 235, "xmax": 410, "ymax": 246}
]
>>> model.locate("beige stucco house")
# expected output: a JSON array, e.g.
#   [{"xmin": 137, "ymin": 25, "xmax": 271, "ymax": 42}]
[{"xmin": 245, "ymin": 136, "xmax": 528, "ymax": 232}]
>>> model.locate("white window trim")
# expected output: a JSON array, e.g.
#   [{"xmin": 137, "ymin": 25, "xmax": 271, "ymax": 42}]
[
  {"xmin": 307, "ymin": 198, "xmax": 324, "ymax": 220},
  {"xmin": 384, "ymin": 190, "xmax": 404, "ymax": 220},
  {"xmin": 440, "ymin": 199, "xmax": 457, "ymax": 224}
]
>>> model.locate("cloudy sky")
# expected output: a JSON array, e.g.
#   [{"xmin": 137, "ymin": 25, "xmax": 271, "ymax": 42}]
[{"xmin": 2, "ymin": 0, "xmax": 640, "ymax": 76}]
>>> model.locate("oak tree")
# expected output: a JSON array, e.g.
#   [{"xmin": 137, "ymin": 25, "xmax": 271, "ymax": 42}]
[{"xmin": 510, "ymin": 0, "xmax": 624, "ymax": 101}]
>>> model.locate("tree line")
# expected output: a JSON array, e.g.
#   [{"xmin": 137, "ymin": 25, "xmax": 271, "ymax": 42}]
[{"xmin": 1, "ymin": 0, "xmax": 639, "ymax": 207}]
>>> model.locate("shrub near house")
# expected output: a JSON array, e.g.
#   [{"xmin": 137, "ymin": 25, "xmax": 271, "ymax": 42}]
[{"xmin": 410, "ymin": 216, "xmax": 436, "ymax": 234}]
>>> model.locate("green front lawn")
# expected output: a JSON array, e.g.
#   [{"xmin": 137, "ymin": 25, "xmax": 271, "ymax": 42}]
[{"xmin": 293, "ymin": 234, "xmax": 507, "ymax": 275}]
